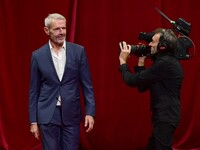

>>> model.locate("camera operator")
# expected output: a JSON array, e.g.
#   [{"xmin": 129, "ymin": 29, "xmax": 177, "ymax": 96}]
[{"xmin": 119, "ymin": 28, "xmax": 183, "ymax": 150}]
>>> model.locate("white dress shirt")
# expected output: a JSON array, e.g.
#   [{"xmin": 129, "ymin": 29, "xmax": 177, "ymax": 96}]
[{"xmin": 49, "ymin": 41, "xmax": 66, "ymax": 106}]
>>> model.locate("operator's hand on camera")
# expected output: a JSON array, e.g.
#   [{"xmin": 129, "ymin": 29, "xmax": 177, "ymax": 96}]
[
  {"xmin": 138, "ymin": 56, "xmax": 146, "ymax": 66},
  {"xmin": 119, "ymin": 41, "xmax": 131, "ymax": 65}
]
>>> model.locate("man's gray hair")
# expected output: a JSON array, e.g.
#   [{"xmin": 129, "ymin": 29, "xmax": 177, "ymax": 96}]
[
  {"xmin": 154, "ymin": 28, "xmax": 178, "ymax": 50},
  {"xmin": 44, "ymin": 13, "xmax": 66, "ymax": 28}
]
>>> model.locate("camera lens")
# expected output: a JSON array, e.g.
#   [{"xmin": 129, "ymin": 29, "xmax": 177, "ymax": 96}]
[{"xmin": 130, "ymin": 45, "xmax": 151, "ymax": 57}]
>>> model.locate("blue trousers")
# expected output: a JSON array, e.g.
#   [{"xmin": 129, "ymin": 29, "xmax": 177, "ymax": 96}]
[{"xmin": 39, "ymin": 106, "xmax": 80, "ymax": 150}]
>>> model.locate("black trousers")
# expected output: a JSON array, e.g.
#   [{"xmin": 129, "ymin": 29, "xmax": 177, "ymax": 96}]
[{"xmin": 146, "ymin": 121, "xmax": 176, "ymax": 150}]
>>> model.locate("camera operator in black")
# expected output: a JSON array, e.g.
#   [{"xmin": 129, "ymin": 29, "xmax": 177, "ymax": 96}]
[{"xmin": 119, "ymin": 28, "xmax": 183, "ymax": 150}]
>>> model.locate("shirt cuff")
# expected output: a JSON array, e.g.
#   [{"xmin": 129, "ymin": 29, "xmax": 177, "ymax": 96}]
[{"xmin": 119, "ymin": 64, "xmax": 129, "ymax": 73}]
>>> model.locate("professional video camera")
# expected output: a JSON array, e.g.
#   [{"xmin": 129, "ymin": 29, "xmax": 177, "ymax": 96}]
[
  {"xmin": 130, "ymin": 17, "xmax": 193, "ymax": 59},
  {"xmin": 130, "ymin": 18, "xmax": 193, "ymax": 59},
  {"xmin": 120, "ymin": 7, "xmax": 194, "ymax": 60}
]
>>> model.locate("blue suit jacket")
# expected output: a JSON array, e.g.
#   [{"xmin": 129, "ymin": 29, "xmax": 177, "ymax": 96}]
[{"xmin": 29, "ymin": 41, "xmax": 95, "ymax": 125}]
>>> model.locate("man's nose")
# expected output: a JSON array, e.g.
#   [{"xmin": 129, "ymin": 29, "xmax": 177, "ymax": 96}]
[{"xmin": 58, "ymin": 28, "xmax": 64, "ymax": 33}]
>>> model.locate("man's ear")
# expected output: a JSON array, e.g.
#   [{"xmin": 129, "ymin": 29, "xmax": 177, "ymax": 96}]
[{"xmin": 44, "ymin": 27, "xmax": 50, "ymax": 35}]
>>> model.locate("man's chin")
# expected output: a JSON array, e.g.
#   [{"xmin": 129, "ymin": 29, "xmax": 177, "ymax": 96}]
[{"xmin": 57, "ymin": 40, "xmax": 65, "ymax": 45}]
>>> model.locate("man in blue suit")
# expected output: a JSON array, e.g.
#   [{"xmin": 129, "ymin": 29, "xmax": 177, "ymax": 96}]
[{"xmin": 29, "ymin": 13, "xmax": 95, "ymax": 150}]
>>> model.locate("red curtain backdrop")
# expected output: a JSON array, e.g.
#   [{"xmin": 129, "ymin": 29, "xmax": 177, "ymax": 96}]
[{"xmin": 0, "ymin": 0, "xmax": 200, "ymax": 150}]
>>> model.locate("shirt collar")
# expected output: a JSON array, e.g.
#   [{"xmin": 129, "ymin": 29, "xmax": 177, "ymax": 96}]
[{"xmin": 49, "ymin": 40, "xmax": 66, "ymax": 52}]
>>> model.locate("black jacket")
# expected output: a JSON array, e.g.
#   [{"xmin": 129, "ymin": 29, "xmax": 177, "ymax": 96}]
[{"xmin": 120, "ymin": 55, "xmax": 183, "ymax": 126}]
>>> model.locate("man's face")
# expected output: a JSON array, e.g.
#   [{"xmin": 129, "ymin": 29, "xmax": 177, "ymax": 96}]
[
  {"xmin": 44, "ymin": 19, "xmax": 66, "ymax": 46},
  {"xmin": 149, "ymin": 33, "xmax": 161, "ymax": 54}
]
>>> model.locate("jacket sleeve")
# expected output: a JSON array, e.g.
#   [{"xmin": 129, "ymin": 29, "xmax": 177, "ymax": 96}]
[
  {"xmin": 119, "ymin": 59, "xmax": 168, "ymax": 91},
  {"xmin": 134, "ymin": 66, "xmax": 150, "ymax": 92},
  {"xmin": 79, "ymin": 47, "xmax": 95, "ymax": 117},
  {"xmin": 29, "ymin": 52, "xmax": 41, "ymax": 123}
]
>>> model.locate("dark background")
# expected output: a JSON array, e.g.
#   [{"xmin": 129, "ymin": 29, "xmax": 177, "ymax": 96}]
[{"xmin": 0, "ymin": 0, "xmax": 200, "ymax": 149}]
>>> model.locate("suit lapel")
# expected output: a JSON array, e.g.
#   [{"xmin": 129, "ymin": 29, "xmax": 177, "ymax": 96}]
[
  {"xmin": 45, "ymin": 44, "xmax": 60, "ymax": 82},
  {"xmin": 62, "ymin": 41, "xmax": 73, "ymax": 83}
]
